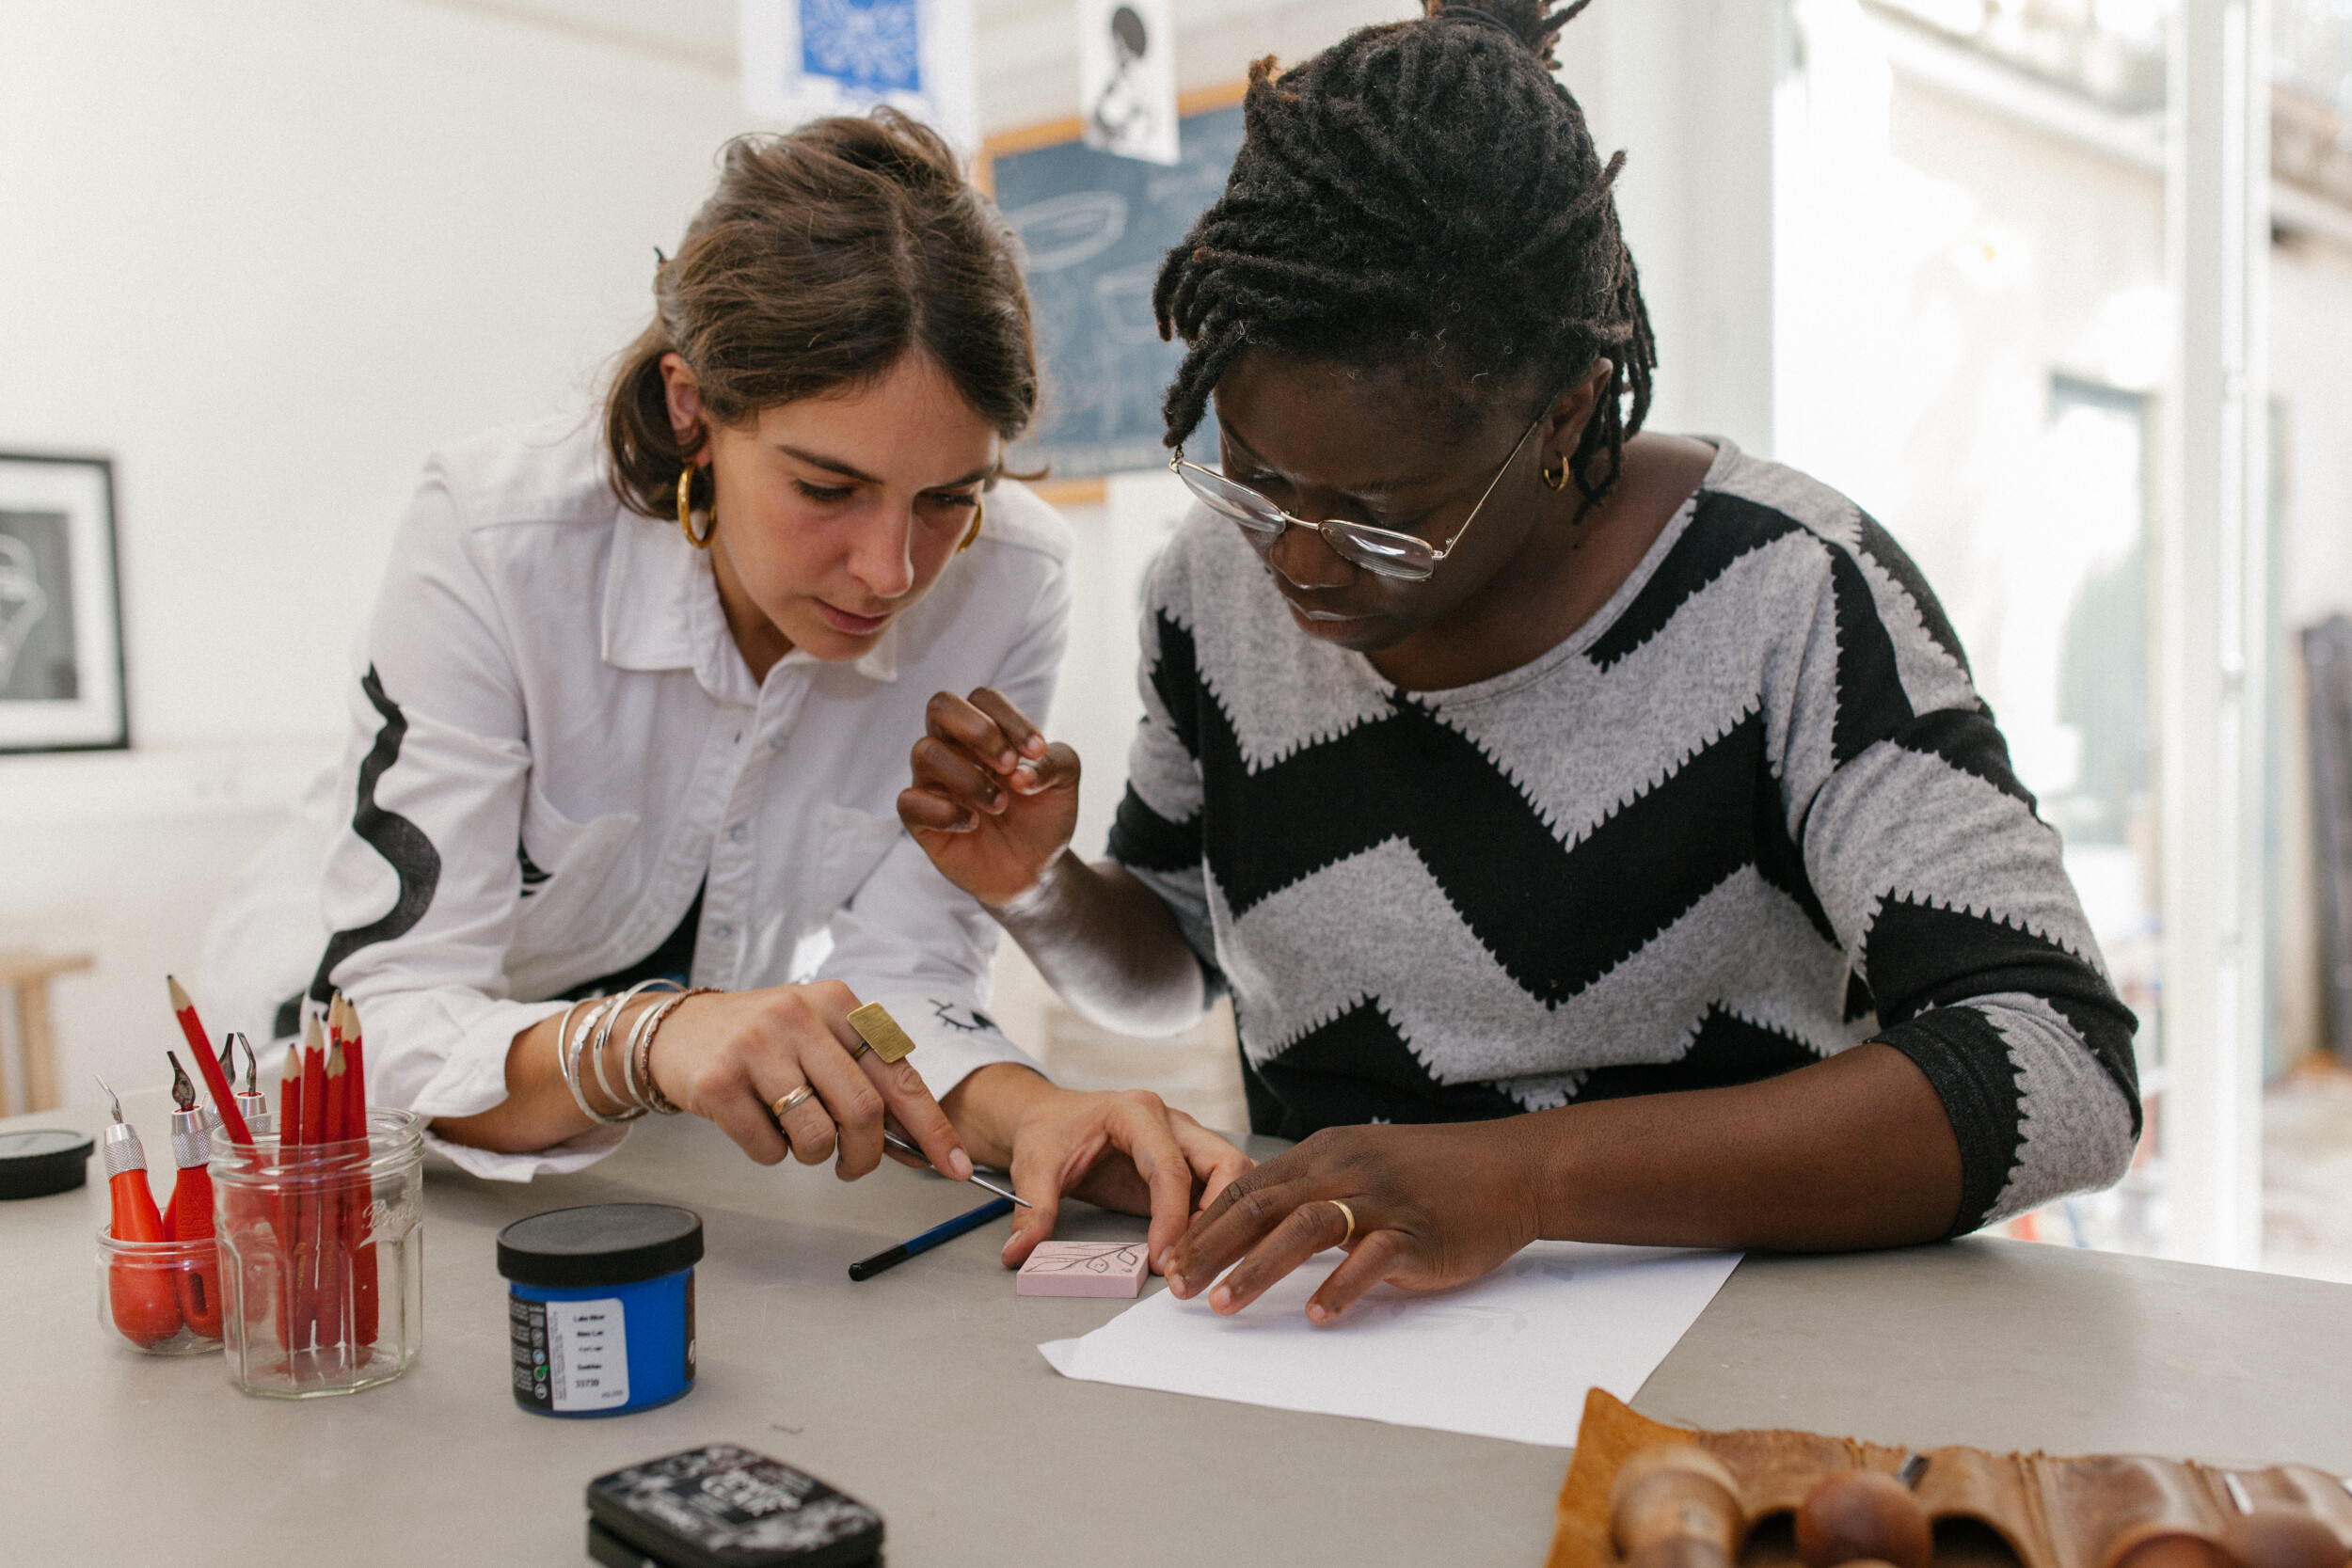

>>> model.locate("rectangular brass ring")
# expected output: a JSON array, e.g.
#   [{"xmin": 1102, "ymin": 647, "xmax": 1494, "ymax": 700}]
[{"xmin": 846, "ymin": 1002, "xmax": 918, "ymax": 1064}]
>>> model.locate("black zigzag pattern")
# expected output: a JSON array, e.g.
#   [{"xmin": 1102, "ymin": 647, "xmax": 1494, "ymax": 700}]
[
  {"xmin": 1587, "ymin": 494, "xmax": 1807, "ymax": 672},
  {"xmin": 1843, "ymin": 970, "xmax": 1878, "ymax": 1023},
  {"xmin": 1114, "ymin": 468, "xmax": 2138, "ymax": 1215},
  {"xmin": 1891, "ymin": 707, "xmax": 2039, "ymax": 813},
  {"xmin": 1242, "ymin": 998, "xmax": 1524, "ymax": 1138},
  {"xmin": 1828, "ymin": 546, "xmax": 1914, "ymax": 764},
  {"xmin": 1145, "ymin": 612, "xmax": 1206, "ymax": 763},
  {"xmin": 1178, "ymin": 662, "xmax": 1828, "ymax": 1005},
  {"xmin": 1853, "ymin": 512, "xmax": 1972, "ymax": 677},
  {"xmin": 1247, "ymin": 1002, "xmax": 1833, "ymax": 1139},
  {"xmin": 1862, "ymin": 894, "xmax": 2140, "ymax": 1131},
  {"xmin": 1572, "ymin": 1006, "xmax": 1829, "ymax": 1102},
  {"xmin": 1108, "ymin": 784, "xmax": 1200, "ymax": 873}
]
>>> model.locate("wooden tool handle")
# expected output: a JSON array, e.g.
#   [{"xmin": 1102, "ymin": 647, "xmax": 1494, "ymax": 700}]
[
  {"xmin": 1796, "ymin": 1468, "xmax": 1933, "ymax": 1568},
  {"xmin": 1613, "ymin": 1446, "xmax": 1747, "ymax": 1560}
]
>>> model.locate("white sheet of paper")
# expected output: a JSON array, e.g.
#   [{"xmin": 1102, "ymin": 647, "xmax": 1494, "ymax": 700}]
[{"xmin": 1039, "ymin": 1242, "xmax": 1740, "ymax": 1448}]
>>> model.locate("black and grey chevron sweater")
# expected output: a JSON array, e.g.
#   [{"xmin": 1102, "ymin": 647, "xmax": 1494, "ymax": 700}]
[{"xmin": 1107, "ymin": 438, "xmax": 2140, "ymax": 1235}]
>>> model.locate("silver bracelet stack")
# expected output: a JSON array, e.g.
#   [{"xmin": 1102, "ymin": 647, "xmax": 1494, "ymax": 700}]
[
  {"xmin": 557, "ymin": 980, "xmax": 694, "ymax": 1126},
  {"xmin": 629, "ymin": 988, "xmax": 712, "ymax": 1115}
]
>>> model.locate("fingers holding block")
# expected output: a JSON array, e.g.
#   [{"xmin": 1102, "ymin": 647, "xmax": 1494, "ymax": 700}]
[{"xmin": 1016, "ymin": 1241, "xmax": 1148, "ymax": 1298}]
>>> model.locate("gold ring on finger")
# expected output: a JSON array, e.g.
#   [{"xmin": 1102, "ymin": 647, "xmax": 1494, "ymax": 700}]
[
  {"xmin": 771, "ymin": 1085, "xmax": 815, "ymax": 1122},
  {"xmin": 1328, "ymin": 1198, "xmax": 1357, "ymax": 1248}
]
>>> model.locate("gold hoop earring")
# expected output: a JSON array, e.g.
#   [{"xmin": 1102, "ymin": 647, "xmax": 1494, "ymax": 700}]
[
  {"xmin": 1540, "ymin": 457, "xmax": 1572, "ymax": 492},
  {"xmin": 956, "ymin": 492, "xmax": 986, "ymax": 554},
  {"xmin": 676, "ymin": 464, "xmax": 715, "ymax": 548}
]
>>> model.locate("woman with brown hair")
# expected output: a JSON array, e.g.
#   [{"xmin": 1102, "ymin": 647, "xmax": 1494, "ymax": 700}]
[{"xmin": 202, "ymin": 112, "xmax": 1248, "ymax": 1258}]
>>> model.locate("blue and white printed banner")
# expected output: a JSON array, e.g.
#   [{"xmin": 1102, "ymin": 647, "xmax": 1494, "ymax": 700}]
[
  {"xmin": 739, "ymin": 0, "xmax": 978, "ymax": 150},
  {"xmin": 1078, "ymin": 0, "xmax": 1178, "ymax": 166}
]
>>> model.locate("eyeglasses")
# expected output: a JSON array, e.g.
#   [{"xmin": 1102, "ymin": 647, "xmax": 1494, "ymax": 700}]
[{"xmin": 1168, "ymin": 408, "xmax": 1550, "ymax": 581}]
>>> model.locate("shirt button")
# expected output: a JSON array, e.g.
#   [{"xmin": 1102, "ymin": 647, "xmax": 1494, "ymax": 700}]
[
  {"xmin": 727, "ymin": 823, "xmax": 747, "ymax": 843},
  {"xmin": 770, "ymin": 736, "xmax": 786, "ymax": 752},
  {"xmin": 712, "ymin": 924, "xmax": 735, "ymax": 941}
]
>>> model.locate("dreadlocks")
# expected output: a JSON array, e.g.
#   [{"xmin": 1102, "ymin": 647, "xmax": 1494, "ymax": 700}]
[{"xmin": 1152, "ymin": 0, "xmax": 1655, "ymax": 516}]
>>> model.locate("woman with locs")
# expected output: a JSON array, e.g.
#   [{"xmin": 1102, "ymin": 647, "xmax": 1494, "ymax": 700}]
[
  {"xmin": 901, "ymin": 1, "xmax": 2141, "ymax": 1316},
  {"xmin": 203, "ymin": 113, "xmax": 1248, "ymax": 1244}
]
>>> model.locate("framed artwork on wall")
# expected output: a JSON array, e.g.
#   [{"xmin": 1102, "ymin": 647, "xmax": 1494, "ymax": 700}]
[{"xmin": 0, "ymin": 453, "xmax": 127, "ymax": 752}]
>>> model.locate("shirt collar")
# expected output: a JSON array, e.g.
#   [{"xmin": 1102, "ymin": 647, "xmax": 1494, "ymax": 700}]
[{"xmin": 600, "ymin": 507, "xmax": 901, "ymax": 692}]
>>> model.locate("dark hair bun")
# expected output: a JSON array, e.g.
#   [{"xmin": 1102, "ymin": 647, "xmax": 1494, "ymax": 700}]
[{"xmin": 1422, "ymin": 0, "xmax": 1586, "ymax": 69}]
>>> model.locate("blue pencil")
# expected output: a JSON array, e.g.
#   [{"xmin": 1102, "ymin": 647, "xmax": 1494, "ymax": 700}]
[{"xmin": 848, "ymin": 1195, "xmax": 1015, "ymax": 1281}]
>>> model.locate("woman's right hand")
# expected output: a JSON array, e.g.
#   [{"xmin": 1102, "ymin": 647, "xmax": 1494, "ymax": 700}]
[
  {"xmin": 645, "ymin": 982, "xmax": 975, "ymax": 1182},
  {"xmin": 898, "ymin": 687, "xmax": 1082, "ymax": 908}
]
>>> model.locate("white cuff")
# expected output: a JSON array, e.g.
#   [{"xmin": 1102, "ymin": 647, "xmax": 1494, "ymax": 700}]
[
  {"xmin": 862, "ymin": 990, "xmax": 1048, "ymax": 1100},
  {"xmin": 390, "ymin": 994, "xmax": 575, "ymax": 1114},
  {"xmin": 390, "ymin": 992, "xmax": 629, "ymax": 1182}
]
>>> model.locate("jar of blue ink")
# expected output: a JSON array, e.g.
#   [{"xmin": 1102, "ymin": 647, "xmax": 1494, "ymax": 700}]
[{"xmin": 498, "ymin": 1203, "xmax": 701, "ymax": 1418}]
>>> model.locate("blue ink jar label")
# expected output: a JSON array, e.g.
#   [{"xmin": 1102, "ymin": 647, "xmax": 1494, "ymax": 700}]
[{"xmin": 497, "ymin": 1203, "xmax": 702, "ymax": 1419}]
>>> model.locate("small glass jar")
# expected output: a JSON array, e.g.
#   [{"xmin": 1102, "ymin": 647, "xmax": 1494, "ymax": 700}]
[
  {"xmin": 95, "ymin": 1231, "xmax": 227, "ymax": 1355},
  {"xmin": 209, "ymin": 1106, "xmax": 425, "ymax": 1398}
]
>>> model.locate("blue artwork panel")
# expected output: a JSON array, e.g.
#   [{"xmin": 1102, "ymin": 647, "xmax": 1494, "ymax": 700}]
[
  {"xmin": 993, "ymin": 103, "xmax": 1243, "ymax": 480},
  {"xmin": 800, "ymin": 0, "xmax": 922, "ymax": 96}
]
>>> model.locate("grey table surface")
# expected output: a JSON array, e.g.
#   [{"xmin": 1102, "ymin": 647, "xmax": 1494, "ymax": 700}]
[{"xmin": 6, "ymin": 1090, "xmax": 2347, "ymax": 1567}]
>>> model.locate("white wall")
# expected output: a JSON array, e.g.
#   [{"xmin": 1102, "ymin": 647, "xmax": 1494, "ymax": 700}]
[{"xmin": 0, "ymin": 0, "xmax": 756, "ymax": 1101}]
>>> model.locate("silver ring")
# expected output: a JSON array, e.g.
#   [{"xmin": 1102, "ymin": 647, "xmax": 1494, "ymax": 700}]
[
  {"xmin": 771, "ymin": 1085, "xmax": 815, "ymax": 1122},
  {"xmin": 844, "ymin": 1037, "xmax": 875, "ymax": 1061}
]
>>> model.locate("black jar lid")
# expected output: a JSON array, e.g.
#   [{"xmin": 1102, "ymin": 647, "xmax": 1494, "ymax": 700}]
[
  {"xmin": 498, "ymin": 1202, "xmax": 704, "ymax": 1288},
  {"xmin": 0, "ymin": 1128, "xmax": 97, "ymax": 1200}
]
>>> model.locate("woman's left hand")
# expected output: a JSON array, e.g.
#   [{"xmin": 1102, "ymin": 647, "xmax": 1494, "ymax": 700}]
[
  {"xmin": 939, "ymin": 1065, "xmax": 1254, "ymax": 1274},
  {"xmin": 1161, "ymin": 1120, "xmax": 1548, "ymax": 1323}
]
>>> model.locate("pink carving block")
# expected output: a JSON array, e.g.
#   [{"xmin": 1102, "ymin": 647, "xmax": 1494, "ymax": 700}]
[{"xmin": 1016, "ymin": 1241, "xmax": 1149, "ymax": 1298}]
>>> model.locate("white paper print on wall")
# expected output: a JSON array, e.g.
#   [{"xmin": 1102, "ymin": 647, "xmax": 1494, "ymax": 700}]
[
  {"xmin": 739, "ymin": 0, "xmax": 977, "ymax": 150},
  {"xmin": 1078, "ymin": 0, "xmax": 1179, "ymax": 166},
  {"xmin": 0, "ymin": 456, "xmax": 124, "ymax": 752}
]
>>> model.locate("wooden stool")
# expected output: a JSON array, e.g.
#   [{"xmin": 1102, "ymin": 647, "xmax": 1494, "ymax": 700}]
[{"xmin": 0, "ymin": 951, "xmax": 93, "ymax": 1115}]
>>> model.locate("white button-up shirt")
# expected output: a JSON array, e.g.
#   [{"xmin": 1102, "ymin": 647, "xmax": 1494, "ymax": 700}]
[{"xmin": 200, "ymin": 419, "xmax": 1070, "ymax": 1180}]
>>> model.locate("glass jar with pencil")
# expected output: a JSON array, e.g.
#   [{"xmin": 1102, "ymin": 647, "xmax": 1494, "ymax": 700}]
[{"xmin": 166, "ymin": 979, "xmax": 425, "ymax": 1398}]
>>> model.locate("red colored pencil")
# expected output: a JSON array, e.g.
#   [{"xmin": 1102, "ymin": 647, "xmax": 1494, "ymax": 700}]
[
  {"xmin": 320, "ymin": 1041, "xmax": 350, "ymax": 1356},
  {"xmin": 166, "ymin": 975, "xmax": 252, "ymax": 1148},
  {"xmin": 277, "ymin": 1042, "xmax": 303, "ymax": 1354},
  {"xmin": 338, "ymin": 994, "xmax": 380, "ymax": 1346},
  {"xmin": 295, "ymin": 1016, "xmax": 329, "ymax": 1351}
]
